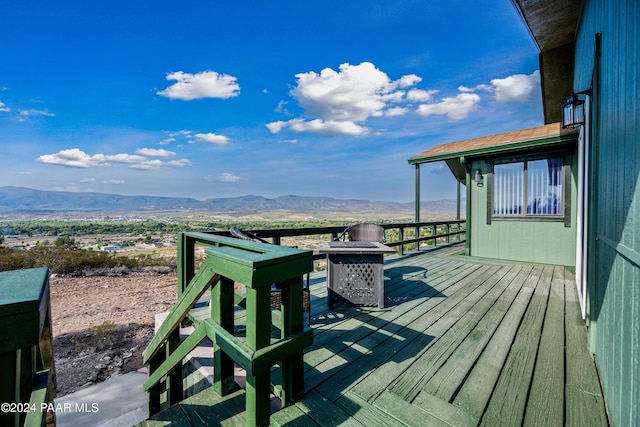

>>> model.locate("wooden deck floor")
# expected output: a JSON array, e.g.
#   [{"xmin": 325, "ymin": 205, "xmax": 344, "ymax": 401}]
[{"xmin": 144, "ymin": 243, "xmax": 609, "ymax": 426}]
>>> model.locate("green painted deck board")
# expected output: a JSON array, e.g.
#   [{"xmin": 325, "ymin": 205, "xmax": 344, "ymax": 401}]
[
  {"xmin": 523, "ymin": 266, "xmax": 566, "ymax": 427},
  {"xmin": 564, "ymin": 276, "xmax": 609, "ymax": 426},
  {"xmin": 282, "ymin": 391, "xmax": 364, "ymax": 427},
  {"xmin": 479, "ymin": 265, "xmax": 553, "ymax": 427},
  {"xmin": 388, "ymin": 264, "xmax": 519, "ymax": 401},
  {"xmin": 418, "ymin": 264, "xmax": 526, "ymax": 401},
  {"xmin": 158, "ymin": 243, "xmax": 607, "ymax": 426},
  {"xmin": 451, "ymin": 266, "xmax": 536, "ymax": 418}
]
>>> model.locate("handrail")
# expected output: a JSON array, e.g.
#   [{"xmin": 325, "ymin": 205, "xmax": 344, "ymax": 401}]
[{"xmin": 143, "ymin": 232, "xmax": 314, "ymax": 426}]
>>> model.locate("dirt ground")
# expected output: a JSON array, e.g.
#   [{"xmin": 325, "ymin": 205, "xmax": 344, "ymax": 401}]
[{"xmin": 49, "ymin": 271, "xmax": 179, "ymax": 396}]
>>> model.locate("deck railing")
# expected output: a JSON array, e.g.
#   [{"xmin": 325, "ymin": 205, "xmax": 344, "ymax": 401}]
[
  {"xmin": 143, "ymin": 233, "xmax": 314, "ymax": 426},
  {"xmin": 206, "ymin": 219, "xmax": 466, "ymax": 260}
]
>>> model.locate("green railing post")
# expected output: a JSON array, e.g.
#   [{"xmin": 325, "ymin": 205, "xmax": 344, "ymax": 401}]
[
  {"xmin": 212, "ymin": 276, "xmax": 236, "ymax": 396},
  {"xmin": 177, "ymin": 232, "xmax": 195, "ymax": 298},
  {"xmin": 166, "ymin": 328, "xmax": 182, "ymax": 406},
  {"xmin": 279, "ymin": 276, "xmax": 305, "ymax": 404}
]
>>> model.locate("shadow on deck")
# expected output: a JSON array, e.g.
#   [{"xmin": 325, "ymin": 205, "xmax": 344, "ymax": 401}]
[{"xmin": 141, "ymin": 243, "xmax": 609, "ymax": 426}]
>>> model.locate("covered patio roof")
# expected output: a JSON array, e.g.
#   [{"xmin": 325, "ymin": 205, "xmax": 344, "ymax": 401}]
[{"xmin": 408, "ymin": 122, "xmax": 578, "ymax": 183}]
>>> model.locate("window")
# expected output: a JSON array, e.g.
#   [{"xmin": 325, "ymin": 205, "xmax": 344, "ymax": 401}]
[{"xmin": 493, "ymin": 157, "xmax": 564, "ymax": 216}]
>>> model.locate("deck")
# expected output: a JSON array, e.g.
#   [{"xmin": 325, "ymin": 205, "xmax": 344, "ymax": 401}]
[{"xmin": 142, "ymin": 243, "xmax": 609, "ymax": 426}]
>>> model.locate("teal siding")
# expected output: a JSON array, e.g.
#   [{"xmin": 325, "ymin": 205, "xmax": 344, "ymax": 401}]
[
  {"xmin": 576, "ymin": 0, "xmax": 640, "ymax": 425},
  {"xmin": 469, "ymin": 156, "xmax": 577, "ymax": 266}
]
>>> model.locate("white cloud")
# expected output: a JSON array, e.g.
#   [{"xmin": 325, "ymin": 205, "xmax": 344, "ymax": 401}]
[
  {"xmin": 406, "ymin": 89, "xmax": 438, "ymax": 102},
  {"xmin": 158, "ymin": 137, "xmax": 176, "ymax": 145},
  {"xmin": 36, "ymin": 148, "xmax": 190, "ymax": 171},
  {"xmin": 271, "ymin": 61, "xmax": 421, "ymax": 136},
  {"xmin": 17, "ymin": 109, "xmax": 55, "ymax": 121},
  {"xmin": 136, "ymin": 148, "xmax": 176, "ymax": 157},
  {"xmin": 218, "ymin": 172, "xmax": 243, "ymax": 182},
  {"xmin": 397, "ymin": 74, "xmax": 422, "ymax": 88},
  {"xmin": 491, "ymin": 70, "xmax": 540, "ymax": 103},
  {"xmin": 194, "ymin": 132, "xmax": 230, "ymax": 145},
  {"xmin": 416, "ymin": 93, "xmax": 481, "ymax": 121},
  {"xmin": 104, "ymin": 153, "xmax": 147, "ymax": 163},
  {"xmin": 36, "ymin": 148, "xmax": 105, "ymax": 168},
  {"xmin": 266, "ymin": 121, "xmax": 288, "ymax": 133},
  {"xmin": 167, "ymin": 158, "xmax": 192, "ymax": 167},
  {"xmin": 384, "ymin": 106, "xmax": 408, "ymax": 117},
  {"xmin": 291, "ymin": 62, "xmax": 410, "ymax": 123},
  {"xmin": 82, "ymin": 178, "xmax": 126, "ymax": 185},
  {"xmin": 458, "ymin": 84, "xmax": 493, "ymax": 93},
  {"xmin": 130, "ymin": 159, "xmax": 164, "ymax": 171},
  {"xmin": 157, "ymin": 70, "xmax": 240, "ymax": 100},
  {"xmin": 269, "ymin": 118, "xmax": 368, "ymax": 136},
  {"xmin": 0, "ymin": 101, "xmax": 10, "ymax": 112}
]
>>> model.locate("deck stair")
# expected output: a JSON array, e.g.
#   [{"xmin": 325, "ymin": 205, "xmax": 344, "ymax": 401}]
[{"xmin": 141, "ymin": 233, "xmax": 314, "ymax": 427}]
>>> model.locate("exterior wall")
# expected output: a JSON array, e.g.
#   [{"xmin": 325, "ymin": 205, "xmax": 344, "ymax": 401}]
[
  {"xmin": 575, "ymin": 0, "xmax": 640, "ymax": 425},
  {"xmin": 469, "ymin": 155, "xmax": 577, "ymax": 266}
]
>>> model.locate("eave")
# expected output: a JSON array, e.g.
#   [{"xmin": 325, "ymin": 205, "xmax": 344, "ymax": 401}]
[{"xmin": 510, "ymin": 0, "xmax": 583, "ymax": 123}]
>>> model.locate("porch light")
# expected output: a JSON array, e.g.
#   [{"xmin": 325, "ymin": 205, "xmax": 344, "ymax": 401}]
[
  {"xmin": 561, "ymin": 88, "xmax": 592, "ymax": 129},
  {"xmin": 474, "ymin": 169, "xmax": 483, "ymax": 184}
]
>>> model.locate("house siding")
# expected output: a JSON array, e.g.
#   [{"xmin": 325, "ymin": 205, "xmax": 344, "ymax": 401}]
[
  {"xmin": 575, "ymin": 0, "xmax": 640, "ymax": 425},
  {"xmin": 468, "ymin": 155, "xmax": 578, "ymax": 266}
]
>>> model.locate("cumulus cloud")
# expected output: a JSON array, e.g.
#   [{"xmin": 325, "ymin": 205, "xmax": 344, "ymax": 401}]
[
  {"xmin": 267, "ymin": 62, "xmax": 421, "ymax": 136},
  {"xmin": 416, "ymin": 93, "xmax": 481, "ymax": 120},
  {"xmin": 491, "ymin": 70, "xmax": 540, "ymax": 103},
  {"xmin": 167, "ymin": 158, "xmax": 192, "ymax": 167},
  {"xmin": 384, "ymin": 106, "xmax": 408, "ymax": 117},
  {"xmin": 406, "ymin": 89, "xmax": 438, "ymax": 102},
  {"xmin": 136, "ymin": 148, "xmax": 176, "ymax": 157},
  {"xmin": 266, "ymin": 121, "xmax": 288, "ymax": 134},
  {"xmin": 157, "ymin": 70, "xmax": 240, "ymax": 100},
  {"xmin": 104, "ymin": 153, "xmax": 146, "ymax": 163},
  {"xmin": 194, "ymin": 132, "xmax": 229, "ymax": 145},
  {"xmin": 291, "ymin": 62, "xmax": 404, "ymax": 122},
  {"xmin": 36, "ymin": 147, "xmax": 191, "ymax": 171},
  {"xmin": 0, "ymin": 101, "xmax": 10, "ymax": 112},
  {"xmin": 458, "ymin": 84, "xmax": 493, "ymax": 93},
  {"xmin": 36, "ymin": 148, "xmax": 107, "ymax": 168},
  {"xmin": 267, "ymin": 64, "xmax": 541, "ymax": 133},
  {"xmin": 287, "ymin": 118, "xmax": 368, "ymax": 136},
  {"xmin": 130, "ymin": 160, "xmax": 164, "ymax": 171},
  {"xmin": 218, "ymin": 172, "xmax": 243, "ymax": 182}
]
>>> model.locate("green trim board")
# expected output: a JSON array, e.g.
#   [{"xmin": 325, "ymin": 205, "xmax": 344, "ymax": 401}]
[{"xmin": 409, "ymin": 132, "xmax": 578, "ymax": 165}]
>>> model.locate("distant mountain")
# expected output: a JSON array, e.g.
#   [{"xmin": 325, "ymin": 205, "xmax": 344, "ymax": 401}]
[{"xmin": 0, "ymin": 186, "xmax": 464, "ymax": 215}]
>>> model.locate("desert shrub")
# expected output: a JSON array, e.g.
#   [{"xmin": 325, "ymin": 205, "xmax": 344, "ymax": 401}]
[{"xmin": 0, "ymin": 245, "xmax": 174, "ymax": 274}]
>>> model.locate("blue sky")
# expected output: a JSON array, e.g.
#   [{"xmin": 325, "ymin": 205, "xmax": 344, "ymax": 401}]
[{"xmin": 0, "ymin": 0, "xmax": 543, "ymax": 203}]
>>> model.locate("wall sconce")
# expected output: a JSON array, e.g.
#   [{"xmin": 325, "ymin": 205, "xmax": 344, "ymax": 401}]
[
  {"xmin": 561, "ymin": 88, "xmax": 592, "ymax": 129},
  {"xmin": 474, "ymin": 169, "xmax": 483, "ymax": 184}
]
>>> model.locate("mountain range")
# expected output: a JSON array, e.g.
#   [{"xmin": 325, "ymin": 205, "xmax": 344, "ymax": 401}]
[{"xmin": 0, "ymin": 186, "xmax": 464, "ymax": 215}]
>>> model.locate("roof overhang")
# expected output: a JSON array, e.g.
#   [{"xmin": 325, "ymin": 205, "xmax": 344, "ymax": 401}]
[
  {"xmin": 510, "ymin": 0, "xmax": 583, "ymax": 123},
  {"xmin": 409, "ymin": 123, "xmax": 578, "ymax": 184}
]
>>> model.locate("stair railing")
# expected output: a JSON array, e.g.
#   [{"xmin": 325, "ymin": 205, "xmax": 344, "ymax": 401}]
[{"xmin": 142, "ymin": 232, "xmax": 314, "ymax": 426}]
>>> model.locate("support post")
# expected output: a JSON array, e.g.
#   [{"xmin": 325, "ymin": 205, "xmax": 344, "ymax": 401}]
[
  {"xmin": 415, "ymin": 164, "xmax": 421, "ymax": 224},
  {"xmin": 457, "ymin": 179, "xmax": 461, "ymax": 221}
]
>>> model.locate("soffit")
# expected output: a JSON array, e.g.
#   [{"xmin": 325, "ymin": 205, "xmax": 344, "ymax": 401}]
[{"xmin": 510, "ymin": 0, "xmax": 582, "ymax": 51}]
